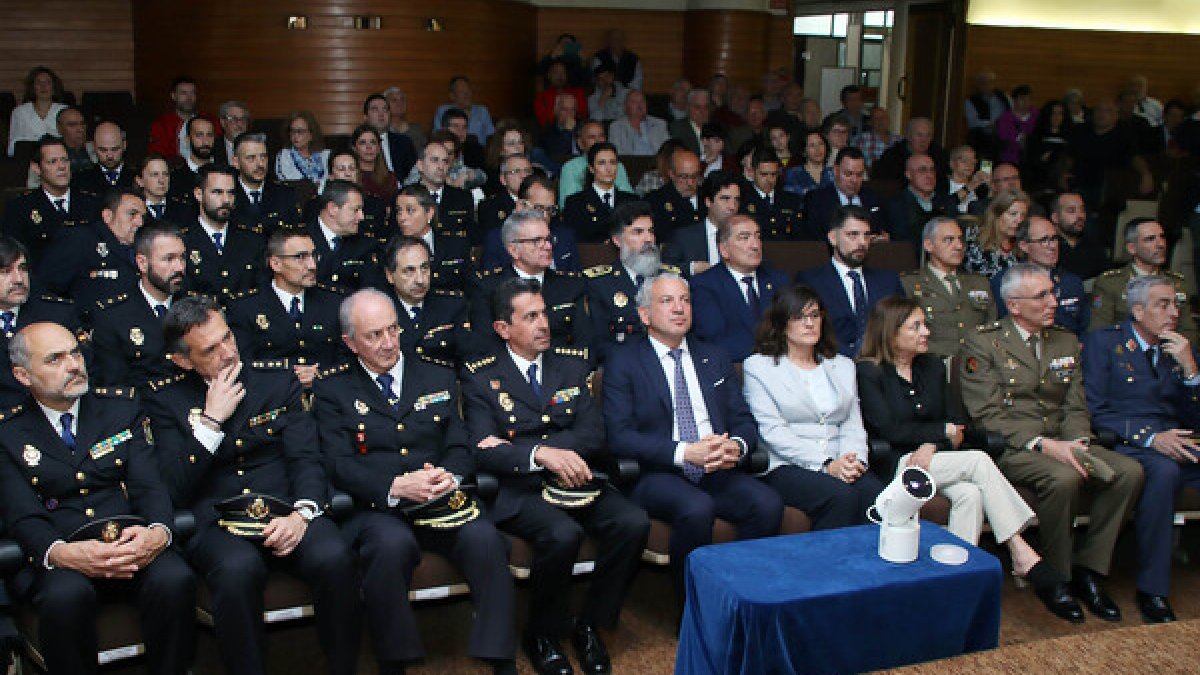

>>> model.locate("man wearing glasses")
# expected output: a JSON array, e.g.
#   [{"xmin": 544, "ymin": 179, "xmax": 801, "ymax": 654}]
[
  {"xmin": 478, "ymin": 153, "xmax": 533, "ymax": 234},
  {"xmin": 472, "ymin": 209, "xmax": 593, "ymax": 360},
  {"xmin": 1090, "ymin": 218, "xmax": 1196, "ymax": 342},
  {"xmin": 481, "ymin": 175, "xmax": 580, "ymax": 273},
  {"xmin": 225, "ymin": 229, "xmax": 345, "ymax": 390},
  {"xmin": 991, "ymin": 215, "xmax": 1090, "ymax": 337},
  {"xmin": 961, "ymin": 263, "xmax": 1143, "ymax": 624},
  {"xmin": 216, "ymin": 100, "xmax": 252, "ymax": 167},
  {"xmin": 646, "ymin": 149, "xmax": 705, "ymax": 242}
]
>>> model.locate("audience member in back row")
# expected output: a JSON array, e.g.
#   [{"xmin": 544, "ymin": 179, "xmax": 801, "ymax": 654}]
[
  {"xmin": 350, "ymin": 124, "xmax": 397, "ymax": 205},
  {"xmin": 1051, "ymin": 191, "xmax": 1110, "ymax": 280},
  {"xmin": 882, "ymin": 153, "xmax": 955, "ymax": 246},
  {"xmin": 275, "ymin": 110, "xmax": 330, "ymax": 186},
  {"xmin": 963, "ymin": 189, "xmax": 1029, "ymax": 279},
  {"xmin": 148, "ymin": 76, "xmax": 218, "ymax": 162},
  {"xmin": 742, "ymin": 284, "xmax": 882, "ymax": 530},
  {"xmin": 7, "ymin": 66, "xmax": 68, "ymax": 157},
  {"xmin": 855, "ymin": 296, "xmax": 1067, "ymax": 614},
  {"xmin": 872, "ymin": 116, "xmax": 948, "ymax": 185},
  {"xmin": 432, "ymin": 75, "xmax": 495, "ymax": 144},
  {"xmin": 608, "ymin": 90, "xmax": 670, "ymax": 157},
  {"xmin": 783, "ymin": 129, "xmax": 835, "ymax": 198},
  {"xmin": 803, "ymin": 147, "xmax": 883, "ymax": 240}
]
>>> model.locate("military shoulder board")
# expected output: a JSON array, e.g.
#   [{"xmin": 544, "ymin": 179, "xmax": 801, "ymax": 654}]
[
  {"xmin": 149, "ymin": 373, "xmax": 187, "ymax": 391},
  {"xmin": 92, "ymin": 387, "xmax": 135, "ymax": 400},
  {"xmin": 316, "ymin": 363, "xmax": 350, "ymax": 379},
  {"xmin": 0, "ymin": 405, "xmax": 22, "ymax": 423},
  {"xmin": 465, "ymin": 355, "xmax": 496, "ymax": 373}
]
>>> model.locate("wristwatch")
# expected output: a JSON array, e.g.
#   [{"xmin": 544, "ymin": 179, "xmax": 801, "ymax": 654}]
[
  {"xmin": 1032, "ymin": 439, "xmax": 1044, "ymax": 453},
  {"xmin": 295, "ymin": 506, "xmax": 317, "ymax": 522}
]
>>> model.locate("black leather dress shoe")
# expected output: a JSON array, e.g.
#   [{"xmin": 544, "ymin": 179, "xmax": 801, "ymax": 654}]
[
  {"xmin": 1035, "ymin": 582, "xmax": 1085, "ymax": 623},
  {"xmin": 1136, "ymin": 591, "xmax": 1177, "ymax": 624},
  {"xmin": 1072, "ymin": 567, "xmax": 1121, "ymax": 622},
  {"xmin": 523, "ymin": 634, "xmax": 573, "ymax": 675},
  {"xmin": 572, "ymin": 623, "xmax": 612, "ymax": 675}
]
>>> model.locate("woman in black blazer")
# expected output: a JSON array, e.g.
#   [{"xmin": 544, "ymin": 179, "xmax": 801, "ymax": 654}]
[{"xmin": 857, "ymin": 296, "xmax": 1067, "ymax": 606}]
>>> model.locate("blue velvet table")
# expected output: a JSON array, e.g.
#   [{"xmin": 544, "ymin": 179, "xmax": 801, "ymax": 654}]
[{"xmin": 675, "ymin": 522, "xmax": 1002, "ymax": 675}]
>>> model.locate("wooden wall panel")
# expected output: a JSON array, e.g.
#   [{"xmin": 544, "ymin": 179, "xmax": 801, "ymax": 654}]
[
  {"xmin": 683, "ymin": 11, "xmax": 772, "ymax": 92},
  {"xmin": 534, "ymin": 8, "xmax": 685, "ymax": 94},
  {"xmin": 0, "ymin": 0, "xmax": 135, "ymax": 101},
  {"xmin": 954, "ymin": 24, "xmax": 1200, "ymax": 143},
  {"xmin": 133, "ymin": 0, "xmax": 537, "ymax": 135},
  {"xmin": 765, "ymin": 14, "xmax": 795, "ymax": 78}
]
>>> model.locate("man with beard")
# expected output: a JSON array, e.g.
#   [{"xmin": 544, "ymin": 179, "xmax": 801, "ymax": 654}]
[
  {"xmin": 1090, "ymin": 219, "xmax": 1196, "ymax": 341},
  {"xmin": 90, "ymin": 221, "xmax": 187, "ymax": 388},
  {"xmin": 1052, "ymin": 192, "xmax": 1110, "ymax": 280},
  {"xmin": 148, "ymin": 76, "xmax": 217, "ymax": 162},
  {"xmin": 303, "ymin": 179, "xmax": 380, "ymax": 292},
  {"xmin": 0, "ymin": 236, "xmax": 82, "ymax": 407},
  {"xmin": 36, "ymin": 188, "xmax": 146, "ymax": 308},
  {"xmin": 690, "ymin": 214, "xmax": 789, "ymax": 362},
  {"xmin": 225, "ymin": 229, "xmax": 344, "ymax": 390},
  {"xmin": 2, "ymin": 136, "xmax": 103, "ymax": 264},
  {"xmin": 167, "ymin": 117, "xmax": 217, "ymax": 207},
  {"xmin": 586, "ymin": 200, "xmax": 679, "ymax": 362},
  {"xmin": 75, "ymin": 121, "xmax": 136, "ymax": 194},
  {"xmin": 180, "ymin": 164, "xmax": 266, "ymax": 300},
  {"xmin": 797, "ymin": 205, "xmax": 905, "ymax": 356},
  {"xmin": 383, "ymin": 235, "xmax": 483, "ymax": 367},
  {"xmin": 229, "ymin": 132, "xmax": 299, "ymax": 233}
]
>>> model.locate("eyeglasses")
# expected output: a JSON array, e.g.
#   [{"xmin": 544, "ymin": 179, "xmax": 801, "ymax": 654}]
[
  {"xmin": 514, "ymin": 236, "xmax": 555, "ymax": 247},
  {"xmin": 277, "ymin": 250, "xmax": 321, "ymax": 263},
  {"xmin": 1023, "ymin": 235, "xmax": 1058, "ymax": 246},
  {"xmin": 1009, "ymin": 289, "xmax": 1056, "ymax": 302},
  {"xmin": 527, "ymin": 204, "xmax": 559, "ymax": 218}
]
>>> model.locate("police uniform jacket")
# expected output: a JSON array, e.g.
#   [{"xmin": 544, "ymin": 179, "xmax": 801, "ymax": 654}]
[
  {"xmin": 645, "ymin": 183, "xmax": 703, "ymax": 242},
  {"xmin": 166, "ymin": 165, "xmax": 200, "ymax": 205},
  {"xmin": 740, "ymin": 185, "xmax": 804, "ymax": 241},
  {"xmin": 584, "ymin": 261, "xmax": 662, "ymax": 361},
  {"xmin": 461, "ymin": 348, "xmax": 603, "ymax": 521},
  {"xmin": 1082, "ymin": 320, "xmax": 1200, "ymax": 448},
  {"xmin": 561, "ymin": 187, "xmax": 638, "ymax": 244},
  {"xmin": 1, "ymin": 187, "xmax": 103, "ymax": 264},
  {"xmin": 470, "ymin": 266, "xmax": 594, "ymax": 356},
  {"xmin": 302, "ymin": 219, "xmax": 382, "ymax": 293},
  {"xmin": 993, "ymin": 267, "xmax": 1090, "ymax": 338},
  {"xmin": 959, "ymin": 316, "xmax": 1090, "ymax": 451},
  {"xmin": 392, "ymin": 289, "xmax": 485, "ymax": 368},
  {"xmin": 435, "ymin": 185, "xmax": 479, "ymax": 245},
  {"xmin": 0, "ymin": 389, "xmax": 174, "ymax": 567},
  {"xmin": 34, "ymin": 222, "xmax": 139, "ymax": 308},
  {"xmin": 477, "ymin": 191, "xmax": 515, "ymax": 235},
  {"xmin": 74, "ymin": 163, "xmax": 136, "ymax": 195},
  {"xmin": 300, "ymin": 191, "xmax": 389, "ymax": 243},
  {"xmin": 312, "ymin": 359, "xmax": 472, "ymax": 511},
  {"xmin": 146, "ymin": 195, "xmax": 196, "ymax": 228},
  {"xmin": 0, "ymin": 296, "xmax": 83, "ymax": 408},
  {"xmin": 232, "ymin": 179, "xmax": 300, "ymax": 235},
  {"xmin": 225, "ymin": 284, "xmax": 345, "ymax": 368},
  {"xmin": 90, "ymin": 292, "xmax": 174, "ymax": 389},
  {"xmin": 1090, "ymin": 264, "xmax": 1197, "ymax": 340},
  {"xmin": 427, "ymin": 230, "xmax": 476, "ymax": 295},
  {"xmin": 144, "ymin": 363, "xmax": 328, "ymax": 526},
  {"xmin": 902, "ymin": 264, "xmax": 996, "ymax": 357},
  {"xmin": 180, "ymin": 221, "xmax": 266, "ymax": 300}
]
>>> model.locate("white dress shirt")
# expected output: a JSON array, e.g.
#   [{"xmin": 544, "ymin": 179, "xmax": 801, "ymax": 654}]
[
  {"xmin": 830, "ymin": 257, "xmax": 864, "ymax": 311},
  {"xmin": 507, "ymin": 348, "xmax": 547, "ymax": 471},
  {"xmin": 835, "ymin": 187, "xmax": 862, "ymax": 207},
  {"xmin": 272, "ymin": 282, "xmax": 304, "ymax": 316},
  {"xmin": 648, "ymin": 336, "xmax": 714, "ymax": 467},
  {"xmin": 726, "ymin": 265, "xmax": 758, "ymax": 304},
  {"xmin": 43, "ymin": 188, "xmax": 69, "ymax": 213},
  {"xmin": 316, "ymin": 217, "xmax": 340, "ymax": 251},
  {"xmin": 140, "ymin": 281, "xmax": 172, "ymax": 315}
]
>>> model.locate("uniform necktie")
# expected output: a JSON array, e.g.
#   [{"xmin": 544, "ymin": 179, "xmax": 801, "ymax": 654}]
[
  {"xmin": 1148, "ymin": 345, "xmax": 1160, "ymax": 377},
  {"xmin": 53, "ymin": 198, "xmax": 67, "ymax": 215},
  {"xmin": 1028, "ymin": 334, "xmax": 1041, "ymax": 362},
  {"xmin": 149, "ymin": 204, "xmax": 164, "ymax": 219},
  {"xmin": 212, "ymin": 231, "xmax": 224, "ymax": 254},
  {"xmin": 432, "ymin": 191, "xmax": 442, "ymax": 204},
  {"xmin": 249, "ymin": 190, "xmax": 261, "ymax": 205},
  {"xmin": 527, "ymin": 363, "xmax": 542, "ymax": 400},
  {"xmin": 603, "ymin": 192, "xmax": 612, "ymax": 208},
  {"xmin": 668, "ymin": 348, "xmax": 704, "ymax": 483},
  {"xmin": 944, "ymin": 272, "xmax": 961, "ymax": 298},
  {"xmin": 289, "ymin": 296, "xmax": 301, "ymax": 322},
  {"xmin": 330, "ymin": 236, "xmax": 342, "ymax": 253},
  {"xmin": 0, "ymin": 311, "xmax": 13, "ymax": 334},
  {"xmin": 105, "ymin": 169, "xmax": 119, "ymax": 185},
  {"xmin": 410, "ymin": 305, "xmax": 422, "ymax": 323},
  {"xmin": 767, "ymin": 192, "xmax": 774, "ymax": 207},
  {"xmin": 60, "ymin": 412, "xmax": 76, "ymax": 453},
  {"xmin": 376, "ymin": 373, "xmax": 399, "ymax": 410},
  {"xmin": 153, "ymin": 304, "xmax": 167, "ymax": 319},
  {"xmin": 742, "ymin": 275, "xmax": 761, "ymax": 317}
]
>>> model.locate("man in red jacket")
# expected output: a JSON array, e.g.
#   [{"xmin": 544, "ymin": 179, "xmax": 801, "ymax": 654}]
[{"xmin": 148, "ymin": 76, "xmax": 219, "ymax": 161}]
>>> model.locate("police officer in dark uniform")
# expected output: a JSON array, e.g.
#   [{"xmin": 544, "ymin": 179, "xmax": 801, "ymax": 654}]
[
  {"xmin": 383, "ymin": 235, "xmax": 484, "ymax": 368},
  {"xmin": 35, "ymin": 187, "xmax": 144, "ymax": 308},
  {"xmin": 416, "ymin": 141, "xmax": 478, "ymax": 242},
  {"xmin": 2, "ymin": 136, "xmax": 103, "ymax": 264},
  {"xmin": 481, "ymin": 175, "xmax": 582, "ymax": 273},
  {"xmin": 463, "ymin": 279, "xmax": 649, "ymax": 675},
  {"xmin": 585, "ymin": 201, "xmax": 680, "ymax": 363},
  {"xmin": 225, "ymin": 229, "xmax": 345, "ymax": 392},
  {"xmin": 180, "ymin": 164, "xmax": 266, "ymax": 301},
  {"xmin": 739, "ymin": 147, "xmax": 804, "ymax": 241},
  {"xmin": 561, "ymin": 142, "xmax": 639, "ymax": 244},
  {"xmin": 0, "ymin": 321, "xmax": 196, "ymax": 675},
  {"xmin": 471, "ymin": 210, "xmax": 593, "ymax": 359},
  {"xmin": 74, "ymin": 121, "xmax": 136, "ymax": 195},
  {"xmin": 304, "ymin": 179, "xmax": 382, "ymax": 293},
  {"xmin": 301, "ymin": 151, "xmax": 390, "ymax": 242},
  {"xmin": 137, "ymin": 154, "xmax": 195, "ymax": 228},
  {"xmin": 146, "ymin": 296, "xmax": 362, "ymax": 675},
  {"xmin": 993, "ymin": 216, "xmax": 1090, "ymax": 338},
  {"xmin": 312, "ymin": 289, "xmax": 517, "ymax": 675},
  {"xmin": 229, "ymin": 132, "xmax": 300, "ymax": 235},
  {"xmin": 477, "ymin": 153, "xmax": 530, "ymax": 235},
  {"xmin": 644, "ymin": 148, "xmax": 704, "ymax": 242},
  {"xmin": 166, "ymin": 117, "xmax": 218, "ymax": 207},
  {"xmin": 393, "ymin": 183, "xmax": 476, "ymax": 296}
]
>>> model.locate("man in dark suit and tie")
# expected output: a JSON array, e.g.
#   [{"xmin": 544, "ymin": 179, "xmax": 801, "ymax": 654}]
[
  {"xmin": 666, "ymin": 171, "xmax": 740, "ymax": 277},
  {"xmin": 644, "ymin": 149, "xmax": 705, "ymax": 243},
  {"xmin": 603, "ymin": 273, "xmax": 783, "ymax": 596},
  {"xmin": 2, "ymin": 136, "xmax": 103, "ymax": 264},
  {"xmin": 365, "ymin": 93, "xmax": 418, "ymax": 184},
  {"xmin": 691, "ymin": 214, "xmax": 789, "ymax": 362},
  {"xmin": 1083, "ymin": 275, "xmax": 1200, "ymax": 624},
  {"xmin": 0, "ymin": 321, "xmax": 196, "ymax": 675},
  {"xmin": 463, "ymin": 279, "xmax": 648, "ymax": 675},
  {"xmin": 314, "ymin": 289, "xmax": 517, "ymax": 675},
  {"xmin": 668, "ymin": 88, "xmax": 710, "ymax": 155},
  {"xmin": 74, "ymin": 121, "xmax": 136, "ymax": 195},
  {"xmin": 797, "ymin": 205, "xmax": 904, "ymax": 356},
  {"xmin": 802, "ymin": 147, "xmax": 883, "ymax": 240}
]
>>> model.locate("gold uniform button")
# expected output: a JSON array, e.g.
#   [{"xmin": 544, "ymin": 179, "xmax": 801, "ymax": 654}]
[
  {"xmin": 237, "ymin": 470, "xmax": 245, "ymax": 476},
  {"xmin": 188, "ymin": 455, "xmax": 196, "ymax": 464},
  {"xmin": 85, "ymin": 508, "xmax": 95, "ymax": 518},
  {"xmin": 221, "ymin": 270, "xmax": 229, "ymax": 277},
  {"xmin": 30, "ymin": 477, "xmax": 38, "ymax": 485},
  {"xmin": 509, "ymin": 415, "xmax": 517, "ymax": 423},
  {"xmin": 433, "ymin": 415, "xmax": 441, "ymax": 422},
  {"xmin": 76, "ymin": 472, "xmax": 85, "ymax": 481},
  {"xmin": 401, "ymin": 448, "xmax": 409, "ymax": 456},
  {"xmin": 243, "ymin": 488, "xmax": 251, "ymax": 495},
  {"xmin": 79, "ymin": 488, "xmax": 88, "ymax": 495},
  {"xmin": 396, "ymin": 423, "xmax": 404, "ymax": 431},
  {"xmin": 541, "ymin": 415, "xmax": 550, "ymax": 423},
  {"xmin": 235, "ymin": 439, "xmax": 244, "ymax": 447}
]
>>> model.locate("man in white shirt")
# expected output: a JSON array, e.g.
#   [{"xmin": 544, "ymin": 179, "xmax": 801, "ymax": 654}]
[
  {"xmin": 216, "ymin": 100, "xmax": 251, "ymax": 166},
  {"xmin": 668, "ymin": 171, "xmax": 739, "ymax": 276},
  {"xmin": 609, "ymin": 91, "xmax": 669, "ymax": 156}
]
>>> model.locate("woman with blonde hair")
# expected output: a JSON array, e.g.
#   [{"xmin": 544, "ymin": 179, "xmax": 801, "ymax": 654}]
[{"xmin": 964, "ymin": 189, "xmax": 1029, "ymax": 279}]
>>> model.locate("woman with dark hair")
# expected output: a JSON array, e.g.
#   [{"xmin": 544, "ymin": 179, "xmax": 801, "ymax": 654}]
[
  {"xmin": 765, "ymin": 121, "xmax": 798, "ymax": 169},
  {"xmin": 783, "ymin": 130, "xmax": 834, "ymax": 197},
  {"xmin": 856, "ymin": 296, "xmax": 1068, "ymax": 611},
  {"xmin": 742, "ymin": 285, "xmax": 883, "ymax": 530},
  {"xmin": 276, "ymin": 110, "xmax": 329, "ymax": 184},
  {"xmin": 350, "ymin": 124, "xmax": 397, "ymax": 204},
  {"xmin": 8, "ymin": 66, "xmax": 68, "ymax": 156},
  {"xmin": 483, "ymin": 119, "xmax": 546, "ymax": 195},
  {"xmin": 1026, "ymin": 100, "xmax": 1070, "ymax": 191},
  {"xmin": 996, "ymin": 85, "xmax": 1038, "ymax": 165},
  {"xmin": 561, "ymin": 141, "xmax": 636, "ymax": 243}
]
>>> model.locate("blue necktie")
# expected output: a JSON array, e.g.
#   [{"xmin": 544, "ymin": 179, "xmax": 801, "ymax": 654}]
[
  {"xmin": 527, "ymin": 363, "xmax": 542, "ymax": 400},
  {"xmin": 668, "ymin": 348, "xmax": 704, "ymax": 483},
  {"xmin": 53, "ymin": 198, "xmax": 67, "ymax": 215},
  {"xmin": 848, "ymin": 269, "xmax": 868, "ymax": 340},
  {"xmin": 212, "ymin": 231, "xmax": 224, "ymax": 254},
  {"xmin": 60, "ymin": 412, "xmax": 76, "ymax": 453},
  {"xmin": 153, "ymin": 304, "xmax": 167, "ymax": 319},
  {"xmin": 105, "ymin": 169, "xmax": 119, "ymax": 185},
  {"xmin": 410, "ymin": 305, "xmax": 422, "ymax": 323},
  {"xmin": 330, "ymin": 236, "xmax": 342, "ymax": 253},
  {"xmin": 0, "ymin": 311, "xmax": 13, "ymax": 335},
  {"xmin": 376, "ymin": 373, "xmax": 399, "ymax": 410},
  {"xmin": 289, "ymin": 296, "xmax": 302, "ymax": 322},
  {"xmin": 150, "ymin": 204, "xmax": 164, "ymax": 219},
  {"xmin": 742, "ymin": 275, "xmax": 761, "ymax": 318}
]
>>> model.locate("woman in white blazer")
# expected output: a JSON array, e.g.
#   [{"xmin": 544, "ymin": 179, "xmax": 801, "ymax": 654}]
[{"xmin": 743, "ymin": 285, "xmax": 884, "ymax": 530}]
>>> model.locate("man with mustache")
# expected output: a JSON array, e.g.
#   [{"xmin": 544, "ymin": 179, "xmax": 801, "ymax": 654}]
[
  {"xmin": 90, "ymin": 221, "xmax": 187, "ymax": 388},
  {"xmin": 585, "ymin": 200, "xmax": 679, "ymax": 362},
  {"xmin": 167, "ymin": 117, "xmax": 217, "ymax": 209},
  {"xmin": 180, "ymin": 164, "xmax": 266, "ymax": 300},
  {"xmin": 225, "ymin": 229, "xmax": 345, "ymax": 389}
]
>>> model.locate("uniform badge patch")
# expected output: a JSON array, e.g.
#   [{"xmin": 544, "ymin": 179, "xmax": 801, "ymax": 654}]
[
  {"xmin": 965, "ymin": 356, "xmax": 979, "ymax": 373},
  {"xmin": 498, "ymin": 392, "xmax": 514, "ymax": 411},
  {"xmin": 96, "ymin": 242, "xmax": 108, "ymax": 258},
  {"xmin": 354, "ymin": 400, "xmax": 369, "ymax": 415},
  {"xmin": 256, "ymin": 314, "xmax": 270, "ymax": 330},
  {"xmin": 23, "ymin": 445, "xmax": 40, "ymax": 467},
  {"xmin": 30, "ymin": 210, "xmax": 41, "ymax": 224},
  {"xmin": 129, "ymin": 327, "xmax": 144, "ymax": 346},
  {"xmin": 613, "ymin": 291, "xmax": 628, "ymax": 308}
]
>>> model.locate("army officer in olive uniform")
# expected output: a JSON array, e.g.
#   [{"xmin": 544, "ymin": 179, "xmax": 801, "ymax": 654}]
[
  {"xmin": 901, "ymin": 216, "xmax": 996, "ymax": 357},
  {"xmin": 961, "ymin": 263, "xmax": 1142, "ymax": 623},
  {"xmin": 313, "ymin": 289, "xmax": 516, "ymax": 675},
  {"xmin": 1090, "ymin": 218, "xmax": 1196, "ymax": 341},
  {"xmin": 0, "ymin": 322, "xmax": 195, "ymax": 675}
]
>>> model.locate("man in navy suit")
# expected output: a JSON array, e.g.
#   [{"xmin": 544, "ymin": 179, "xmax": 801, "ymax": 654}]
[
  {"xmin": 802, "ymin": 147, "xmax": 883, "ymax": 240},
  {"xmin": 1083, "ymin": 275, "xmax": 1200, "ymax": 624},
  {"xmin": 691, "ymin": 214, "xmax": 789, "ymax": 362},
  {"xmin": 604, "ymin": 273, "xmax": 783, "ymax": 596},
  {"xmin": 365, "ymin": 93, "xmax": 418, "ymax": 183},
  {"xmin": 666, "ymin": 171, "xmax": 739, "ymax": 277},
  {"xmin": 480, "ymin": 175, "xmax": 579, "ymax": 273},
  {"xmin": 796, "ymin": 205, "xmax": 904, "ymax": 356}
]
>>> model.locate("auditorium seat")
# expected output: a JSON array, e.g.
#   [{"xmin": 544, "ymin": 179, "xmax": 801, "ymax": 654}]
[
  {"xmin": 577, "ymin": 242, "xmax": 617, "ymax": 269},
  {"xmin": 864, "ymin": 240, "xmax": 919, "ymax": 273},
  {"xmin": 763, "ymin": 241, "xmax": 829, "ymax": 278},
  {"xmin": 80, "ymin": 91, "xmax": 135, "ymax": 126}
]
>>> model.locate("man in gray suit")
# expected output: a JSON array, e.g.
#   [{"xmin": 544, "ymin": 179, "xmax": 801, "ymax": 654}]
[{"xmin": 669, "ymin": 89, "xmax": 710, "ymax": 155}]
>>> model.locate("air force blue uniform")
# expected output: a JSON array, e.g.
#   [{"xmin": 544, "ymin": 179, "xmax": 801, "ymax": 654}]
[{"xmin": 993, "ymin": 267, "xmax": 1090, "ymax": 337}]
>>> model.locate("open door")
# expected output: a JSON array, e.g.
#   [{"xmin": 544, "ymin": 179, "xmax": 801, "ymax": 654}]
[{"xmin": 900, "ymin": 2, "xmax": 959, "ymax": 141}]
